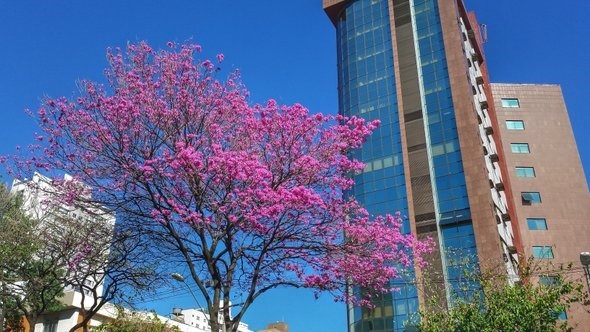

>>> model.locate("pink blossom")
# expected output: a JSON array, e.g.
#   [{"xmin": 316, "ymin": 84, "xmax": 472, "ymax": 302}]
[{"xmin": 5, "ymin": 41, "xmax": 432, "ymax": 313}]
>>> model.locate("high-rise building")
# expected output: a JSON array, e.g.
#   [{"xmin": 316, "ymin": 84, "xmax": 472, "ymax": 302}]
[{"xmin": 323, "ymin": 0, "xmax": 588, "ymax": 331}]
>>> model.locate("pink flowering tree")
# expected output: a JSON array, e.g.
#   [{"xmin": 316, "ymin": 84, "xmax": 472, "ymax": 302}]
[{"xmin": 11, "ymin": 42, "xmax": 431, "ymax": 332}]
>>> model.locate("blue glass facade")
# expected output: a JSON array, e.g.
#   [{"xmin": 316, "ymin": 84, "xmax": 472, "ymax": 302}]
[
  {"xmin": 335, "ymin": 0, "xmax": 483, "ymax": 330},
  {"xmin": 337, "ymin": 0, "xmax": 418, "ymax": 331},
  {"xmin": 411, "ymin": 0, "xmax": 481, "ymax": 299},
  {"xmin": 337, "ymin": 0, "xmax": 407, "ymax": 222}
]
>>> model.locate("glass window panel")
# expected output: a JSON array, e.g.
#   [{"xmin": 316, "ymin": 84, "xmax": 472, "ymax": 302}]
[
  {"xmin": 515, "ymin": 166, "xmax": 535, "ymax": 177},
  {"xmin": 373, "ymin": 159, "xmax": 383, "ymax": 170},
  {"xmin": 383, "ymin": 156, "xmax": 393, "ymax": 168},
  {"xmin": 527, "ymin": 218, "xmax": 548, "ymax": 230},
  {"xmin": 383, "ymin": 304, "xmax": 393, "ymax": 317},
  {"xmin": 521, "ymin": 192, "xmax": 542, "ymax": 204},
  {"xmin": 395, "ymin": 301, "xmax": 407, "ymax": 315},
  {"xmin": 511, "ymin": 143, "xmax": 530, "ymax": 154},
  {"xmin": 445, "ymin": 141, "xmax": 456, "ymax": 153},
  {"xmin": 532, "ymin": 246, "xmax": 554, "ymax": 259},
  {"xmin": 506, "ymin": 120, "xmax": 525, "ymax": 130},
  {"xmin": 539, "ymin": 275, "xmax": 559, "ymax": 286},
  {"xmin": 501, "ymin": 98, "xmax": 520, "ymax": 108},
  {"xmin": 431, "ymin": 144, "xmax": 444, "ymax": 156},
  {"xmin": 43, "ymin": 320, "xmax": 58, "ymax": 332}
]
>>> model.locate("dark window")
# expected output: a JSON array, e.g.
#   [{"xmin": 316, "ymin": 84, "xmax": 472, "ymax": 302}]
[
  {"xmin": 43, "ymin": 320, "xmax": 58, "ymax": 332},
  {"xmin": 539, "ymin": 275, "xmax": 559, "ymax": 285},
  {"xmin": 539, "ymin": 275, "xmax": 567, "ymax": 319},
  {"xmin": 522, "ymin": 192, "xmax": 541, "ymax": 205}
]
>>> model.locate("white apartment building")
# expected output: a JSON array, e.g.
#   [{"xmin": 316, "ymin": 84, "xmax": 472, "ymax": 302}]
[
  {"xmin": 169, "ymin": 307, "xmax": 253, "ymax": 332},
  {"xmin": 10, "ymin": 173, "xmax": 254, "ymax": 332},
  {"xmin": 11, "ymin": 172, "xmax": 116, "ymax": 331}
]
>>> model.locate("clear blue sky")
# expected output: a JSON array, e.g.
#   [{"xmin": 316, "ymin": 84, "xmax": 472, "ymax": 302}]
[{"xmin": 0, "ymin": 1, "xmax": 588, "ymax": 331}]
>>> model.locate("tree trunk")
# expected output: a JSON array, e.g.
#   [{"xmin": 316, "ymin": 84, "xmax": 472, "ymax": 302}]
[
  {"xmin": 209, "ymin": 305, "xmax": 220, "ymax": 332},
  {"xmin": 210, "ymin": 320, "xmax": 221, "ymax": 332},
  {"xmin": 25, "ymin": 314, "xmax": 38, "ymax": 332},
  {"xmin": 69, "ymin": 310, "xmax": 91, "ymax": 332},
  {"xmin": 0, "ymin": 270, "xmax": 6, "ymax": 332}
]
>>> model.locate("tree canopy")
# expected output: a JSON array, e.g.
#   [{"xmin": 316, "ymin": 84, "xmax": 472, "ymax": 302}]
[
  {"xmin": 417, "ymin": 262, "xmax": 589, "ymax": 332},
  {"xmin": 93, "ymin": 306, "xmax": 180, "ymax": 332},
  {"xmin": 0, "ymin": 185, "xmax": 64, "ymax": 331},
  {"xmin": 7, "ymin": 41, "xmax": 431, "ymax": 331}
]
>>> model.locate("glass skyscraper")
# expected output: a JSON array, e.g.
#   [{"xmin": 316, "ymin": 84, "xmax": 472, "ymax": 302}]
[{"xmin": 324, "ymin": 0, "xmax": 520, "ymax": 330}]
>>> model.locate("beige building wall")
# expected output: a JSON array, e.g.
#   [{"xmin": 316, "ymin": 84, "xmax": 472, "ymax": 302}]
[
  {"xmin": 258, "ymin": 321, "xmax": 289, "ymax": 332},
  {"xmin": 492, "ymin": 83, "xmax": 590, "ymax": 328}
]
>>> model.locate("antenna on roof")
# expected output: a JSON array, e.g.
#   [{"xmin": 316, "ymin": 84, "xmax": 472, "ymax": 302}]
[{"xmin": 480, "ymin": 24, "xmax": 488, "ymax": 43}]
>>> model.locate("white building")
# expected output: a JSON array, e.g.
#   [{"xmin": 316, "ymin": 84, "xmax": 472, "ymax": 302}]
[
  {"xmin": 168, "ymin": 307, "xmax": 253, "ymax": 332},
  {"xmin": 31, "ymin": 304, "xmax": 254, "ymax": 332},
  {"xmin": 10, "ymin": 173, "xmax": 254, "ymax": 332},
  {"xmin": 11, "ymin": 172, "xmax": 116, "ymax": 331}
]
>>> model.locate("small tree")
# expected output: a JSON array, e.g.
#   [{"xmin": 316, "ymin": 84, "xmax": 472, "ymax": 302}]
[
  {"xmin": 416, "ymin": 260, "xmax": 589, "ymax": 332},
  {"xmin": 11, "ymin": 175, "xmax": 161, "ymax": 332},
  {"xmin": 92, "ymin": 306, "xmax": 180, "ymax": 332},
  {"xmin": 48, "ymin": 212, "xmax": 159, "ymax": 332},
  {"xmin": 9, "ymin": 41, "xmax": 431, "ymax": 331},
  {"xmin": 63, "ymin": 221, "xmax": 160, "ymax": 332},
  {"xmin": 0, "ymin": 185, "xmax": 64, "ymax": 331}
]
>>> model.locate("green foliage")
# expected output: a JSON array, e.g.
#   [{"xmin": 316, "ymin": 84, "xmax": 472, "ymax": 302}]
[
  {"xmin": 417, "ymin": 261, "xmax": 589, "ymax": 332},
  {"xmin": 0, "ymin": 185, "xmax": 64, "ymax": 327},
  {"xmin": 0, "ymin": 185, "xmax": 39, "ymax": 269},
  {"xmin": 93, "ymin": 306, "xmax": 181, "ymax": 332},
  {"xmin": 3, "ymin": 296, "xmax": 26, "ymax": 331}
]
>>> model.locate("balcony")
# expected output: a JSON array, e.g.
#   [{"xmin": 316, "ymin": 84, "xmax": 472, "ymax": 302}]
[
  {"xmin": 475, "ymin": 75, "xmax": 484, "ymax": 85},
  {"xmin": 479, "ymin": 100, "xmax": 488, "ymax": 110},
  {"xmin": 489, "ymin": 152, "xmax": 499, "ymax": 163}
]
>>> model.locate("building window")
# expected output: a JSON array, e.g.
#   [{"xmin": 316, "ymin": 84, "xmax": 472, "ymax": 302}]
[
  {"xmin": 557, "ymin": 310, "xmax": 568, "ymax": 320},
  {"xmin": 506, "ymin": 120, "xmax": 525, "ymax": 130},
  {"xmin": 515, "ymin": 166, "xmax": 536, "ymax": 177},
  {"xmin": 538, "ymin": 276, "xmax": 567, "ymax": 319},
  {"xmin": 532, "ymin": 246, "xmax": 554, "ymax": 259},
  {"xmin": 539, "ymin": 275, "xmax": 559, "ymax": 286},
  {"xmin": 511, "ymin": 143, "xmax": 530, "ymax": 153},
  {"xmin": 501, "ymin": 98, "xmax": 520, "ymax": 108},
  {"xmin": 521, "ymin": 192, "xmax": 541, "ymax": 205},
  {"xmin": 527, "ymin": 218, "xmax": 547, "ymax": 230},
  {"xmin": 43, "ymin": 320, "xmax": 58, "ymax": 332}
]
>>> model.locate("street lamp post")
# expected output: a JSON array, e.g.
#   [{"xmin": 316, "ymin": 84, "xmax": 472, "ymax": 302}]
[
  {"xmin": 171, "ymin": 273, "xmax": 226, "ymax": 332},
  {"xmin": 171, "ymin": 273, "xmax": 201, "ymax": 306},
  {"xmin": 579, "ymin": 252, "xmax": 590, "ymax": 291}
]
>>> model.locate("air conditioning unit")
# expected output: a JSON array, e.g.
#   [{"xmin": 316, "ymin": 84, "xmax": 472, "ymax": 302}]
[{"xmin": 507, "ymin": 246, "xmax": 517, "ymax": 254}]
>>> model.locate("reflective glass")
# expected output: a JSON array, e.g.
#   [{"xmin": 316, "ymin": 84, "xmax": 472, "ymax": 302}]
[
  {"xmin": 501, "ymin": 98, "xmax": 520, "ymax": 108},
  {"xmin": 515, "ymin": 166, "xmax": 535, "ymax": 177},
  {"xmin": 511, "ymin": 143, "xmax": 530, "ymax": 154},
  {"xmin": 337, "ymin": 0, "xmax": 416, "ymax": 330},
  {"xmin": 527, "ymin": 218, "xmax": 548, "ymax": 230},
  {"xmin": 506, "ymin": 120, "xmax": 525, "ymax": 130},
  {"xmin": 522, "ymin": 192, "xmax": 542, "ymax": 204},
  {"xmin": 532, "ymin": 246, "xmax": 554, "ymax": 259}
]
